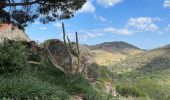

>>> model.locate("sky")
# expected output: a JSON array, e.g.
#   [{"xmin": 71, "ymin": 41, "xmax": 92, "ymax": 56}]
[{"xmin": 26, "ymin": 0, "xmax": 170, "ymax": 49}]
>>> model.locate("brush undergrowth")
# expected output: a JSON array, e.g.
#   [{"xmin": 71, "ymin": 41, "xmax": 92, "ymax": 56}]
[{"xmin": 0, "ymin": 40, "xmax": 105, "ymax": 100}]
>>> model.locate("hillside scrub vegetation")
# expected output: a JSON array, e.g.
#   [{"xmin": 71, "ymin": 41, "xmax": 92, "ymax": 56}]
[
  {"xmin": 0, "ymin": 40, "xmax": 29, "ymax": 74},
  {"xmin": 1, "ymin": 0, "xmax": 170, "ymax": 100},
  {"xmin": 111, "ymin": 47, "xmax": 170, "ymax": 99},
  {"xmin": 0, "ymin": 40, "xmax": 116, "ymax": 100},
  {"xmin": 1, "ymin": 39, "xmax": 170, "ymax": 100}
]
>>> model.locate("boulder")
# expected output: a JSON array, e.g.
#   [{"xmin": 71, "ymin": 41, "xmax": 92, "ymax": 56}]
[{"xmin": 45, "ymin": 39, "xmax": 91, "ymax": 74}]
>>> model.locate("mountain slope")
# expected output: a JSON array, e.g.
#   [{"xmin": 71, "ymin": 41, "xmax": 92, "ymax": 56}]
[
  {"xmin": 113, "ymin": 44, "xmax": 170, "ymax": 99},
  {"xmin": 88, "ymin": 41, "xmax": 144, "ymax": 66},
  {"xmin": 91, "ymin": 50, "xmax": 126, "ymax": 66},
  {"xmin": 113, "ymin": 44, "xmax": 170, "ymax": 74},
  {"xmin": 89, "ymin": 41, "xmax": 143, "ymax": 55}
]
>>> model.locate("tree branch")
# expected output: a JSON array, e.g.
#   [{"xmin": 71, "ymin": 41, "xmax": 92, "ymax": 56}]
[
  {"xmin": 0, "ymin": 1, "xmax": 39, "ymax": 7},
  {"xmin": 0, "ymin": 0, "xmax": 60, "ymax": 7}
]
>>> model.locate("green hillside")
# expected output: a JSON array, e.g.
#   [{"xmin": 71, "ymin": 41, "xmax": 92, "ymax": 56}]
[
  {"xmin": 112, "ymin": 45, "xmax": 170, "ymax": 100},
  {"xmin": 1, "ymin": 39, "xmax": 170, "ymax": 100}
]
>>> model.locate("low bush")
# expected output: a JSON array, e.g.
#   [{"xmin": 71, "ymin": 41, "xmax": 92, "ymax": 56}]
[
  {"xmin": 0, "ymin": 40, "xmax": 114, "ymax": 100},
  {"xmin": 36, "ymin": 66, "xmax": 103, "ymax": 100},
  {"xmin": 116, "ymin": 84, "xmax": 146, "ymax": 97},
  {"xmin": 0, "ymin": 74, "xmax": 69, "ymax": 100},
  {"xmin": 87, "ymin": 63, "xmax": 113, "ymax": 81},
  {"xmin": 0, "ymin": 40, "xmax": 29, "ymax": 74}
]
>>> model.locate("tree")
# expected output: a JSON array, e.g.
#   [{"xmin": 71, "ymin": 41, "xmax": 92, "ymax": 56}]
[{"xmin": 0, "ymin": 0, "xmax": 86, "ymax": 29}]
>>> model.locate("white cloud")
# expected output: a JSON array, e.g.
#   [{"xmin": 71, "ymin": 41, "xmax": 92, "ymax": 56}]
[
  {"xmin": 53, "ymin": 23, "xmax": 62, "ymax": 28},
  {"xmin": 57, "ymin": 17, "xmax": 161, "ymax": 42},
  {"xmin": 94, "ymin": 15, "xmax": 108, "ymax": 22},
  {"xmin": 165, "ymin": 24, "xmax": 170, "ymax": 31},
  {"xmin": 80, "ymin": 32, "xmax": 103, "ymax": 41},
  {"xmin": 58, "ymin": 29, "xmax": 104, "ymax": 42},
  {"xmin": 164, "ymin": 0, "xmax": 170, "ymax": 8},
  {"xmin": 78, "ymin": 0, "xmax": 95, "ymax": 13},
  {"xmin": 103, "ymin": 27, "xmax": 133, "ymax": 35},
  {"xmin": 76, "ymin": 17, "xmax": 161, "ymax": 41},
  {"xmin": 39, "ymin": 27, "xmax": 47, "ymax": 30},
  {"xmin": 99, "ymin": 16, "xmax": 107, "ymax": 22},
  {"xmin": 67, "ymin": 27, "xmax": 133, "ymax": 42},
  {"xmin": 97, "ymin": 0, "xmax": 123, "ymax": 7},
  {"xmin": 127, "ymin": 17, "xmax": 160, "ymax": 32}
]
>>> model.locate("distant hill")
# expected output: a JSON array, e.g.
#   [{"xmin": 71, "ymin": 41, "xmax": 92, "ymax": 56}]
[
  {"xmin": 87, "ymin": 41, "xmax": 144, "ymax": 66},
  {"xmin": 89, "ymin": 41, "xmax": 143, "ymax": 55},
  {"xmin": 114, "ymin": 43, "xmax": 170, "ymax": 74},
  {"xmin": 151, "ymin": 44, "xmax": 170, "ymax": 51},
  {"xmin": 0, "ymin": 23, "xmax": 30, "ymax": 42}
]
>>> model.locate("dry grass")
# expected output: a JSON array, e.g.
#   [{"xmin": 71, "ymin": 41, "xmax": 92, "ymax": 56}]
[
  {"xmin": 91, "ymin": 50, "xmax": 126, "ymax": 66},
  {"xmin": 91, "ymin": 49, "xmax": 143, "ymax": 66}
]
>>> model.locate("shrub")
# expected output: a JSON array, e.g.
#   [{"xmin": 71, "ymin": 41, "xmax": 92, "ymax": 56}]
[
  {"xmin": 0, "ymin": 40, "xmax": 29, "ymax": 74},
  {"xmin": 116, "ymin": 84, "xmax": 146, "ymax": 97},
  {"xmin": 34, "ymin": 65, "xmax": 103, "ymax": 100},
  {"xmin": 135, "ymin": 77, "xmax": 168, "ymax": 100},
  {"xmin": 0, "ymin": 74, "xmax": 69, "ymax": 100},
  {"xmin": 0, "ymin": 40, "xmax": 106, "ymax": 100},
  {"xmin": 87, "ymin": 63, "xmax": 113, "ymax": 81}
]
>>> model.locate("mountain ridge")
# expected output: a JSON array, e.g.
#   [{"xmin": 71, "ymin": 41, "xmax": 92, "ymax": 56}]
[
  {"xmin": 86, "ymin": 41, "xmax": 144, "ymax": 66},
  {"xmin": 89, "ymin": 41, "xmax": 141, "ymax": 50}
]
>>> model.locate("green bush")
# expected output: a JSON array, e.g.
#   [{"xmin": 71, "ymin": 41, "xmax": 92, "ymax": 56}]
[
  {"xmin": 0, "ymin": 40, "xmax": 105, "ymax": 100},
  {"xmin": 37, "ymin": 67, "xmax": 103, "ymax": 100},
  {"xmin": 135, "ymin": 77, "xmax": 169, "ymax": 100},
  {"xmin": 116, "ymin": 84, "xmax": 146, "ymax": 97},
  {"xmin": 0, "ymin": 40, "xmax": 29, "ymax": 74},
  {"xmin": 87, "ymin": 64, "xmax": 113, "ymax": 81},
  {"xmin": 0, "ymin": 74, "xmax": 69, "ymax": 100}
]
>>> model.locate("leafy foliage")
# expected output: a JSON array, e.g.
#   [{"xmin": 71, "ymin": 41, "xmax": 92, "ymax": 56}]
[
  {"xmin": 0, "ymin": 40, "xmax": 104, "ymax": 100},
  {"xmin": 0, "ymin": 74, "xmax": 69, "ymax": 100},
  {"xmin": 116, "ymin": 84, "xmax": 146, "ymax": 97},
  {"xmin": 0, "ymin": 0, "xmax": 86, "ymax": 29},
  {"xmin": 36, "ymin": 66, "xmax": 103, "ymax": 100},
  {"xmin": 0, "ymin": 40, "xmax": 28, "ymax": 74},
  {"xmin": 87, "ymin": 63, "xmax": 113, "ymax": 81}
]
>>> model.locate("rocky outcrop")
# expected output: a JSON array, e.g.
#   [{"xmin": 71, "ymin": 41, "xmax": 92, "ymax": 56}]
[
  {"xmin": 0, "ymin": 23, "xmax": 30, "ymax": 42},
  {"xmin": 45, "ymin": 39, "xmax": 91, "ymax": 75}
]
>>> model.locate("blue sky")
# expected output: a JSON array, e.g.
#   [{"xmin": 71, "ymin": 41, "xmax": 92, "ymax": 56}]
[{"xmin": 26, "ymin": 0, "xmax": 170, "ymax": 49}]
